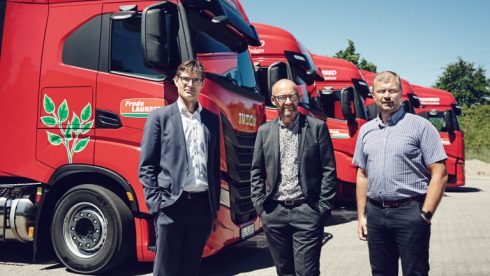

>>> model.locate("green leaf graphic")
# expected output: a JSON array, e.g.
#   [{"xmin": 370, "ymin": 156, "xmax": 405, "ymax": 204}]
[
  {"xmin": 65, "ymin": 124, "xmax": 72, "ymax": 141},
  {"xmin": 47, "ymin": 131, "xmax": 62, "ymax": 145},
  {"xmin": 72, "ymin": 113, "xmax": 81, "ymax": 129},
  {"xmin": 44, "ymin": 94, "xmax": 55, "ymax": 114},
  {"xmin": 58, "ymin": 100, "xmax": 69, "ymax": 123},
  {"xmin": 41, "ymin": 116, "xmax": 57, "ymax": 127},
  {"xmin": 81, "ymin": 121, "xmax": 93, "ymax": 134},
  {"xmin": 73, "ymin": 137, "xmax": 90, "ymax": 153},
  {"xmin": 81, "ymin": 103, "xmax": 92, "ymax": 122}
]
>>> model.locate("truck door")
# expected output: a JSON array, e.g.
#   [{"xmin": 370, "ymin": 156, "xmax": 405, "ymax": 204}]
[{"xmin": 93, "ymin": 3, "xmax": 179, "ymax": 188}]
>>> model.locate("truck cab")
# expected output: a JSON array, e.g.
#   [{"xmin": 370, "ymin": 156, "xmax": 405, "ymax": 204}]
[
  {"xmin": 412, "ymin": 85, "xmax": 465, "ymax": 187},
  {"xmin": 249, "ymin": 23, "xmax": 324, "ymax": 122},
  {"xmin": 311, "ymin": 54, "xmax": 369, "ymax": 200},
  {"xmin": 0, "ymin": 0, "xmax": 264, "ymax": 273}
]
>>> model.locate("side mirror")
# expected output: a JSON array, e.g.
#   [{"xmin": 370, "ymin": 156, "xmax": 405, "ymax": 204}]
[
  {"xmin": 141, "ymin": 2, "xmax": 177, "ymax": 70},
  {"xmin": 267, "ymin": 62, "xmax": 290, "ymax": 98},
  {"xmin": 304, "ymin": 68, "xmax": 316, "ymax": 84},
  {"xmin": 401, "ymin": 100, "xmax": 411, "ymax": 113},
  {"xmin": 409, "ymin": 93, "xmax": 421, "ymax": 108},
  {"xmin": 444, "ymin": 110, "xmax": 455, "ymax": 133},
  {"xmin": 454, "ymin": 105, "xmax": 462, "ymax": 116},
  {"xmin": 340, "ymin": 87, "xmax": 355, "ymax": 121},
  {"xmin": 366, "ymin": 104, "xmax": 378, "ymax": 120},
  {"xmin": 249, "ymin": 25, "xmax": 262, "ymax": 46}
]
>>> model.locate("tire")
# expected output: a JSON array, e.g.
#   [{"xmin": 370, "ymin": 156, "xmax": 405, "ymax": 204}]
[{"xmin": 51, "ymin": 184, "xmax": 135, "ymax": 274}]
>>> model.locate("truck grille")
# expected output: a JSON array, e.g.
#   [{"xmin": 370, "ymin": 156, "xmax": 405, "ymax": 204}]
[{"xmin": 220, "ymin": 114, "xmax": 257, "ymax": 224}]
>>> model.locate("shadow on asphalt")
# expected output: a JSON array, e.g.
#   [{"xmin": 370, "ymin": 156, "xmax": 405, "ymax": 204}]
[
  {"xmin": 0, "ymin": 242, "xmax": 65, "ymax": 270},
  {"xmin": 445, "ymin": 186, "xmax": 482, "ymax": 193},
  {"xmin": 0, "ymin": 209, "xmax": 355, "ymax": 275},
  {"xmin": 0, "ymin": 242, "xmax": 33, "ymax": 263},
  {"xmin": 104, "ymin": 260, "xmax": 153, "ymax": 276},
  {"xmin": 325, "ymin": 206, "xmax": 358, "ymax": 227},
  {"xmin": 199, "ymin": 232, "xmax": 273, "ymax": 275},
  {"xmin": 199, "ymin": 231, "xmax": 333, "ymax": 276}
]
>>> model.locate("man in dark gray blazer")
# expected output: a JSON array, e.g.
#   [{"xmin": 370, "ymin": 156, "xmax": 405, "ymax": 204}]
[
  {"xmin": 251, "ymin": 79, "xmax": 337, "ymax": 276},
  {"xmin": 139, "ymin": 60, "xmax": 220, "ymax": 276}
]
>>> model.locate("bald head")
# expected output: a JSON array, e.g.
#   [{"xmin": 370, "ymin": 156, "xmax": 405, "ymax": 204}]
[
  {"xmin": 272, "ymin": 79, "xmax": 297, "ymax": 96},
  {"xmin": 270, "ymin": 78, "xmax": 299, "ymax": 125}
]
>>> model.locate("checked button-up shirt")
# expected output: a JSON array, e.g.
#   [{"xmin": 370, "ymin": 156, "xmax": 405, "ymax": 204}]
[{"xmin": 353, "ymin": 108, "xmax": 447, "ymax": 201}]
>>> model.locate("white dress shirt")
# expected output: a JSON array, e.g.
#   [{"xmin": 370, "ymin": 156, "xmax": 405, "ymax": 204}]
[{"xmin": 177, "ymin": 99, "xmax": 209, "ymax": 192}]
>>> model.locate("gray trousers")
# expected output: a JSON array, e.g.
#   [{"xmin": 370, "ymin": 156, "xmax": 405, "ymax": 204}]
[
  {"xmin": 260, "ymin": 201, "xmax": 324, "ymax": 276},
  {"xmin": 153, "ymin": 194, "xmax": 212, "ymax": 276}
]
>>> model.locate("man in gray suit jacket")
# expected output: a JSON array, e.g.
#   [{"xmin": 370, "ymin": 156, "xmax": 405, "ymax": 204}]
[
  {"xmin": 139, "ymin": 60, "xmax": 220, "ymax": 276},
  {"xmin": 251, "ymin": 79, "xmax": 337, "ymax": 276}
]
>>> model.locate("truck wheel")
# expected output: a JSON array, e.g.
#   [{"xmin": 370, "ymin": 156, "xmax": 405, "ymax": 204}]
[{"xmin": 51, "ymin": 184, "xmax": 135, "ymax": 274}]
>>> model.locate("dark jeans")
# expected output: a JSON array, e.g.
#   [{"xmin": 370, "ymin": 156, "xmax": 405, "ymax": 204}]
[
  {"xmin": 153, "ymin": 194, "xmax": 212, "ymax": 276},
  {"xmin": 260, "ymin": 201, "xmax": 324, "ymax": 276},
  {"xmin": 366, "ymin": 200, "xmax": 431, "ymax": 276}
]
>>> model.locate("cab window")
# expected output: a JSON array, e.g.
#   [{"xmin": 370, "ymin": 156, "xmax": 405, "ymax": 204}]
[{"xmin": 110, "ymin": 15, "xmax": 166, "ymax": 80}]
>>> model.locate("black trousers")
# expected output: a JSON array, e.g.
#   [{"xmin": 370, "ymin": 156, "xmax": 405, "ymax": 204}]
[
  {"xmin": 260, "ymin": 201, "xmax": 324, "ymax": 276},
  {"xmin": 366, "ymin": 200, "xmax": 431, "ymax": 276},
  {"xmin": 153, "ymin": 193, "xmax": 212, "ymax": 276}
]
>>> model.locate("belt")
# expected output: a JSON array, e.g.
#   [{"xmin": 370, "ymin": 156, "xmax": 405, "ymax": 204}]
[
  {"xmin": 368, "ymin": 195, "xmax": 425, "ymax": 208},
  {"xmin": 182, "ymin": 191, "xmax": 208, "ymax": 200},
  {"xmin": 274, "ymin": 198, "xmax": 307, "ymax": 207}
]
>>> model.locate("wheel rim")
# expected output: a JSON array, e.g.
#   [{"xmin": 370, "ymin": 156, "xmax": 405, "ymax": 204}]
[{"xmin": 63, "ymin": 202, "xmax": 108, "ymax": 259}]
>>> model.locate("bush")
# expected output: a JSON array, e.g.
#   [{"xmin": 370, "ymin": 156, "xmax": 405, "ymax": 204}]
[{"xmin": 460, "ymin": 104, "xmax": 490, "ymax": 163}]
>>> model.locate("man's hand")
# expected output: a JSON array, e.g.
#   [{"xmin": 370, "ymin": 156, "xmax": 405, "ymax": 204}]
[
  {"xmin": 356, "ymin": 168, "xmax": 368, "ymax": 241},
  {"xmin": 358, "ymin": 216, "xmax": 368, "ymax": 241}
]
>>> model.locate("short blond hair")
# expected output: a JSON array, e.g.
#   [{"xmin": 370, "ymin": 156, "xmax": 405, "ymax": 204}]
[{"xmin": 373, "ymin": 71, "xmax": 402, "ymax": 92}]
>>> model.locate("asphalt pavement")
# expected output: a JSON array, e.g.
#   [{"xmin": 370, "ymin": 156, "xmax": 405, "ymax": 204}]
[{"xmin": 1, "ymin": 176, "xmax": 489, "ymax": 275}]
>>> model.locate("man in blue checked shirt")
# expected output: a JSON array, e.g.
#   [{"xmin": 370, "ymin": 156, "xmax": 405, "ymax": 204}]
[{"xmin": 353, "ymin": 71, "xmax": 447, "ymax": 276}]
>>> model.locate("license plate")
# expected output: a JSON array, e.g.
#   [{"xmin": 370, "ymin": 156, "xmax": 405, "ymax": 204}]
[{"xmin": 240, "ymin": 224, "xmax": 255, "ymax": 239}]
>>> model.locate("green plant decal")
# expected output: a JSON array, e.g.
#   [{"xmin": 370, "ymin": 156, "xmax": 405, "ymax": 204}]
[{"xmin": 41, "ymin": 94, "xmax": 94, "ymax": 163}]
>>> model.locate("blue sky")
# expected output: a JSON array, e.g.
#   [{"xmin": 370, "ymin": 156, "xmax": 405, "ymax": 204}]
[{"xmin": 241, "ymin": 0, "xmax": 490, "ymax": 87}]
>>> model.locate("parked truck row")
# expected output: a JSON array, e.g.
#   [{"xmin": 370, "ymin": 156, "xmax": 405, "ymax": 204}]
[{"xmin": 0, "ymin": 0, "xmax": 464, "ymax": 273}]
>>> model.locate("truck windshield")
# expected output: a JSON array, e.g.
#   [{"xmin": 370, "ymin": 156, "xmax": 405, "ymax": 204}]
[
  {"xmin": 186, "ymin": 9, "xmax": 258, "ymax": 92},
  {"xmin": 419, "ymin": 110, "xmax": 461, "ymax": 132}
]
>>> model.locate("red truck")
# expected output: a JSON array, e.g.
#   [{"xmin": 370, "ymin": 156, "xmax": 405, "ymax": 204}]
[
  {"xmin": 311, "ymin": 54, "xmax": 370, "ymax": 200},
  {"xmin": 412, "ymin": 85, "xmax": 465, "ymax": 187},
  {"xmin": 361, "ymin": 70, "xmax": 421, "ymax": 119},
  {"xmin": 0, "ymin": 0, "xmax": 265, "ymax": 273},
  {"xmin": 249, "ymin": 23, "xmax": 368, "ymax": 202},
  {"xmin": 249, "ymin": 23, "xmax": 324, "ymax": 121}
]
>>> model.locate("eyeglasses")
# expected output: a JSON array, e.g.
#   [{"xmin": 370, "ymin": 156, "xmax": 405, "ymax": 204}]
[
  {"xmin": 273, "ymin": 93, "xmax": 299, "ymax": 103},
  {"xmin": 374, "ymin": 89, "xmax": 399, "ymax": 95},
  {"xmin": 179, "ymin": 76, "xmax": 203, "ymax": 86}
]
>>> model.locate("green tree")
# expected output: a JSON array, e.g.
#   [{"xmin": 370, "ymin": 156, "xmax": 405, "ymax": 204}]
[
  {"xmin": 334, "ymin": 39, "xmax": 377, "ymax": 72},
  {"xmin": 434, "ymin": 57, "xmax": 490, "ymax": 107},
  {"xmin": 460, "ymin": 104, "xmax": 490, "ymax": 162}
]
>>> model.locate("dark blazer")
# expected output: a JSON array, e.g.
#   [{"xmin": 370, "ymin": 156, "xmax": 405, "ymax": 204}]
[
  {"xmin": 250, "ymin": 114, "xmax": 337, "ymax": 217},
  {"xmin": 139, "ymin": 102, "xmax": 221, "ymax": 218}
]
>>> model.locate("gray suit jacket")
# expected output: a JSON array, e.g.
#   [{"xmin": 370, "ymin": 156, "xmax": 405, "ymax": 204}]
[
  {"xmin": 250, "ymin": 114, "xmax": 337, "ymax": 217},
  {"xmin": 139, "ymin": 102, "xmax": 221, "ymax": 217}
]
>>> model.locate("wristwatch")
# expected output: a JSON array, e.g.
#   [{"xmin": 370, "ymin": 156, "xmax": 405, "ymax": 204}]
[{"xmin": 421, "ymin": 210, "xmax": 433, "ymax": 220}]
